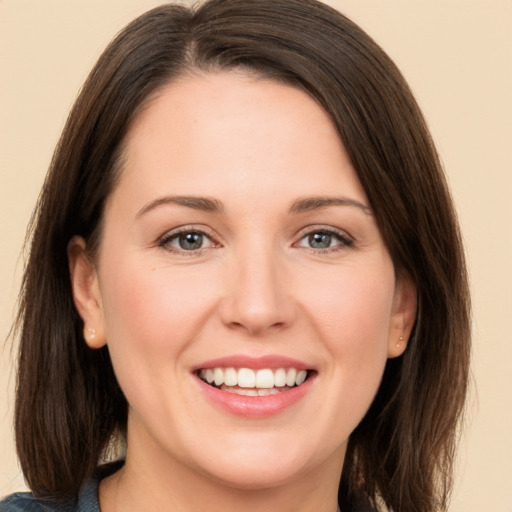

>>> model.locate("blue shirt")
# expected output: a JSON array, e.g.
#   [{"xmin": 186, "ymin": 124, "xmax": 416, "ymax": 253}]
[{"xmin": 0, "ymin": 463, "xmax": 122, "ymax": 512}]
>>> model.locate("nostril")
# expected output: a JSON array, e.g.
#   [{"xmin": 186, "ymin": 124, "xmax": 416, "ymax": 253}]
[{"xmin": 218, "ymin": 275, "xmax": 296, "ymax": 335}]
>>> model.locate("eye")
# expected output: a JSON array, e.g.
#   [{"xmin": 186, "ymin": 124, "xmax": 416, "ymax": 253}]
[
  {"xmin": 295, "ymin": 228, "xmax": 353, "ymax": 251},
  {"xmin": 159, "ymin": 229, "xmax": 216, "ymax": 253}
]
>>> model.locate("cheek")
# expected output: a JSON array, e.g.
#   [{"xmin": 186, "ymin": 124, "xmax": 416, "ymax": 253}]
[
  {"xmin": 98, "ymin": 259, "xmax": 220, "ymax": 367},
  {"xmin": 302, "ymin": 264, "xmax": 395, "ymax": 346},
  {"xmin": 319, "ymin": 271, "xmax": 394, "ymax": 406},
  {"xmin": 299, "ymin": 260, "xmax": 395, "ymax": 403}
]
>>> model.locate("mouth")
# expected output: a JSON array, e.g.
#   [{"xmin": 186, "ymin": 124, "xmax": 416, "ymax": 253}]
[{"xmin": 197, "ymin": 367, "xmax": 312, "ymax": 396}]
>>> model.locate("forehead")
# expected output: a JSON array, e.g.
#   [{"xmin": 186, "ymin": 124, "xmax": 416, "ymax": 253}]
[{"xmin": 114, "ymin": 71, "xmax": 368, "ymax": 211}]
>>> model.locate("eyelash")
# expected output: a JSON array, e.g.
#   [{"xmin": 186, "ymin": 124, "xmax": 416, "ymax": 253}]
[
  {"xmin": 158, "ymin": 226, "xmax": 218, "ymax": 255},
  {"xmin": 158, "ymin": 226, "xmax": 354, "ymax": 255},
  {"xmin": 293, "ymin": 227, "xmax": 354, "ymax": 253}
]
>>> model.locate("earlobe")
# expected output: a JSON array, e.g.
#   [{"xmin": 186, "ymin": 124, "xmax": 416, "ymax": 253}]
[
  {"xmin": 67, "ymin": 236, "xmax": 107, "ymax": 349},
  {"xmin": 387, "ymin": 275, "xmax": 417, "ymax": 358}
]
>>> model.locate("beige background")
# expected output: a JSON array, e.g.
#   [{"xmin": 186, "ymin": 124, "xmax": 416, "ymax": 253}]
[{"xmin": 1, "ymin": 1, "xmax": 511, "ymax": 510}]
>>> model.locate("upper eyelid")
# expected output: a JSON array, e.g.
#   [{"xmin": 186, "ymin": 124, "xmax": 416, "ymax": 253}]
[
  {"xmin": 293, "ymin": 227, "xmax": 355, "ymax": 252},
  {"xmin": 159, "ymin": 225, "xmax": 218, "ymax": 242},
  {"xmin": 294, "ymin": 224, "xmax": 353, "ymax": 240},
  {"xmin": 158, "ymin": 227, "xmax": 220, "ymax": 254},
  {"xmin": 156, "ymin": 224, "xmax": 353, "ymax": 248}
]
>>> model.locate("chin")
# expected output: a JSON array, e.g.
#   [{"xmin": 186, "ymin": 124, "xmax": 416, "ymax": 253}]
[
  {"xmin": 200, "ymin": 459, "xmax": 311, "ymax": 491},
  {"xmin": 183, "ymin": 432, "xmax": 343, "ymax": 491}
]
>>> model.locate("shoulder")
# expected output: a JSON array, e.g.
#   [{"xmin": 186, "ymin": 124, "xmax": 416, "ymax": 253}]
[
  {"xmin": 0, "ymin": 461, "xmax": 122, "ymax": 512},
  {"xmin": 0, "ymin": 492, "xmax": 74, "ymax": 511}
]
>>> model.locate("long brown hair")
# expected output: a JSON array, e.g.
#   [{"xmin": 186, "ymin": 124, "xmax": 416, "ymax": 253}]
[{"xmin": 13, "ymin": 1, "xmax": 470, "ymax": 510}]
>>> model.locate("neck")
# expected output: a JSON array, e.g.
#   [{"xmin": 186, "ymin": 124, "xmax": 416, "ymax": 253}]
[
  {"xmin": 103, "ymin": 466, "xmax": 341, "ymax": 512},
  {"xmin": 100, "ymin": 424, "xmax": 344, "ymax": 512}
]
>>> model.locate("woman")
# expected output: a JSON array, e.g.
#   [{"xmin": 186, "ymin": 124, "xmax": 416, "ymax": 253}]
[{"xmin": 1, "ymin": 0, "xmax": 470, "ymax": 511}]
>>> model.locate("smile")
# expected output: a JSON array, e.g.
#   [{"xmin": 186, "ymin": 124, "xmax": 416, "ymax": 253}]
[
  {"xmin": 198, "ymin": 367, "xmax": 309, "ymax": 396},
  {"xmin": 194, "ymin": 356, "xmax": 315, "ymax": 417}
]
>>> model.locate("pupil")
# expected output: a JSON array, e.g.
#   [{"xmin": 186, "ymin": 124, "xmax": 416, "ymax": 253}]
[
  {"xmin": 309, "ymin": 232, "xmax": 331, "ymax": 249},
  {"xmin": 179, "ymin": 232, "xmax": 203, "ymax": 250}
]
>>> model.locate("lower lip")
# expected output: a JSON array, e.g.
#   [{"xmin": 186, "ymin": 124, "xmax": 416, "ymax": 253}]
[{"xmin": 195, "ymin": 374, "xmax": 315, "ymax": 418}]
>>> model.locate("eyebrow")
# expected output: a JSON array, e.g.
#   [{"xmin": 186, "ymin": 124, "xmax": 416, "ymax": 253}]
[
  {"xmin": 289, "ymin": 196, "xmax": 372, "ymax": 215},
  {"xmin": 136, "ymin": 194, "xmax": 371, "ymax": 218},
  {"xmin": 136, "ymin": 195, "xmax": 224, "ymax": 217}
]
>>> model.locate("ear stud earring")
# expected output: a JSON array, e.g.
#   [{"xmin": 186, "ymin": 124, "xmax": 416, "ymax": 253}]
[
  {"xmin": 397, "ymin": 335, "xmax": 404, "ymax": 348},
  {"xmin": 85, "ymin": 328, "xmax": 96, "ymax": 340}
]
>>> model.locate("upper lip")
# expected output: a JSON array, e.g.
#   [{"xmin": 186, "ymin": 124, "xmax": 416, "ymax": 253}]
[{"xmin": 193, "ymin": 355, "xmax": 312, "ymax": 371}]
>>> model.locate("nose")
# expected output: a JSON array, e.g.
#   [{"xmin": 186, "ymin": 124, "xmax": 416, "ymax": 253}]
[{"xmin": 219, "ymin": 245, "xmax": 296, "ymax": 336}]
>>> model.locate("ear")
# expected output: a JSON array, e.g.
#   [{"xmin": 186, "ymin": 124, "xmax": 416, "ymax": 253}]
[
  {"xmin": 68, "ymin": 236, "xmax": 107, "ymax": 349},
  {"xmin": 387, "ymin": 274, "xmax": 417, "ymax": 358}
]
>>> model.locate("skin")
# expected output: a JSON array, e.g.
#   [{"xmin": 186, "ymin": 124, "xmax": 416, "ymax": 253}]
[{"xmin": 69, "ymin": 71, "xmax": 416, "ymax": 512}]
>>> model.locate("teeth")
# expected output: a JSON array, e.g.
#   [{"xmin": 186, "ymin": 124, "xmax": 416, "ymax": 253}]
[
  {"xmin": 274, "ymin": 368, "xmax": 287, "ymax": 387},
  {"xmin": 286, "ymin": 368, "xmax": 297, "ymax": 387},
  {"xmin": 295, "ymin": 369, "xmax": 307, "ymax": 385},
  {"xmin": 237, "ymin": 368, "xmax": 256, "ymax": 388},
  {"xmin": 258, "ymin": 388, "xmax": 281, "ymax": 396},
  {"xmin": 199, "ymin": 367, "xmax": 309, "ymax": 390},
  {"xmin": 255, "ymin": 369, "xmax": 274, "ymax": 388},
  {"xmin": 223, "ymin": 386, "xmax": 289, "ymax": 396},
  {"xmin": 224, "ymin": 367, "xmax": 237, "ymax": 386},
  {"xmin": 213, "ymin": 367, "xmax": 224, "ymax": 386},
  {"xmin": 241, "ymin": 388, "xmax": 258, "ymax": 396}
]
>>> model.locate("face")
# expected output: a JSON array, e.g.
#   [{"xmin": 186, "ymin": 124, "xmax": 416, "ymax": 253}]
[{"xmin": 70, "ymin": 71, "xmax": 415, "ymax": 491}]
